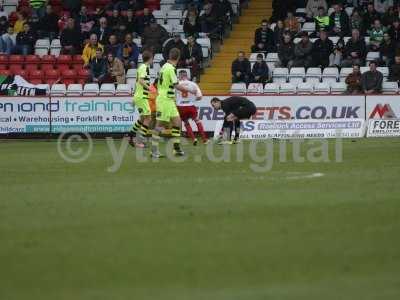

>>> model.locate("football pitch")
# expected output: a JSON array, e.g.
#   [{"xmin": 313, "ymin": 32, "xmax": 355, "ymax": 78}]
[{"xmin": 0, "ymin": 138, "xmax": 400, "ymax": 300}]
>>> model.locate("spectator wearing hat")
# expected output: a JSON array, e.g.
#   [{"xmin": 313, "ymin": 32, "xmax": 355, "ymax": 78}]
[
  {"xmin": 231, "ymin": 51, "xmax": 251, "ymax": 84},
  {"xmin": 142, "ymin": 18, "xmax": 169, "ymax": 53},
  {"xmin": 361, "ymin": 60, "xmax": 383, "ymax": 94},
  {"xmin": 251, "ymin": 53, "xmax": 269, "ymax": 85},
  {"xmin": 251, "ymin": 19, "xmax": 275, "ymax": 53},
  {"xmin": 293, "ymin": 32, "xmax": 313, "ymax": 68}
]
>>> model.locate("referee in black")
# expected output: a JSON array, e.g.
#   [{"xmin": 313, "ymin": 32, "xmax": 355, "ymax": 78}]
[{"xmin": 211, "ymin": 96, "xmax": 257, "ymax": 143}]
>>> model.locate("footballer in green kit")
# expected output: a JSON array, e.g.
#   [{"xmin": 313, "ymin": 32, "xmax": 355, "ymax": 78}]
[
  {"xmin": 129, "ymin": 50, "xmax": 153, "ymax": 148},
  {"xmin": 151, "ymin": 48, "xmax": 192, "ymax": 158}
]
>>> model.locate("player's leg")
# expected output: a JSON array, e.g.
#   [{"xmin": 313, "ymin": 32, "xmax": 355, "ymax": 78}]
[
  {"xmin": 170, "ymin": 106, "xmax": 184, "ymax": 156},
  {"xmin": 191, "ymin": 106, "xmax": 208, "ymax": 144},
  {"xmin": 132, "ymin": 98, "xmax": 152, "ymax": 148},
  {"xmin": 151, "ymin": 99, "xmax": 169, "ymax": 157},
  {"xmin": 179, "ymin": 106, "xmax": 196, "ymax": 144},
  {"xmin": 233, "ymin": 119, "xmax": 241, "ymax": 143}
]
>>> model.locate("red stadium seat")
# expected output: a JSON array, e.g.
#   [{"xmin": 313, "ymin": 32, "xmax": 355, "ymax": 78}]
[
  {"xmin": 41, "ymin": 64, "xmax": 55, "ymax": 72},
  {"xmin": 57, "ymin": 54, "xmax": 72, "ymax": 65},
  {"xmin": 30, "ymin": 79, "xmax": 43, "ymax": 84},
  {"xmin": 61, "ymin": 69, "xmax": 77, "ymax": 84},
  {"xmin": 45, "ymin": 69, "xmax": 60, "ymax": 81},
  {"xmin": 0, "ymin": 64, "xmax": 7, "ymax": 70},
  {"xmin": 0, "ymin": 54, "xmax": 9, "ymax": 65},
  {"xmin": 72, "ymin": 55, "xmax": 84, "ymax": 65},
  {"xmin": 0, "ymin": 69, "xmax": 11, "ymax": 76},
  {"xmin": 77, "ymin": 68, "xmax": 90, "ymax": 81},
  {"xmin": 25, "ymin": 64, "xmax": 39, "ymax": 73},
  {"xmin": 9, "ymin": 65, "xmax": 23, "ymax": 74},
  {"xmin": 41, "ymin": 54, "xmax": 56, "ymax": 64},
  {"xmin": 25, "ymin": 54, "xmax": 40, "ymax": 64},
  {"xmin": 13, "ymin": 69, "xmax": 28, "ymax": 77},
  {"xmin": 57, "ymin": 64, "xmax": 70, "ymax": 73},
  {"xmin": 29, "ymin": 70, "xmax": 44, "ymax": 81},
  {"xmin": 9, "ymin": 55, "xmax": 25, "ymax": 64}
]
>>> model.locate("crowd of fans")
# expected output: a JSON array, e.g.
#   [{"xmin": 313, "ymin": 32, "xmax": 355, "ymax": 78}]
[
  {"xmin": 233, "ymin": 1, "xmax": 400, "ymax": 93},
  {"xmin": 0, "ymin": 0, "xmax": 236, "ymax": 83}
]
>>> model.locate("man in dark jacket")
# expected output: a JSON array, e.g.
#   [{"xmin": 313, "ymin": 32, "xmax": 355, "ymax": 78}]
[
  {"xmin": 362, "ymin": 3, "xmax": 381, "ymax": 34},
  {"xmin": 380, "ymin": 33, "xmax": 396, "ymax": 66},
  {"xmin": 278, "ymin": 33, "xmax": 295, "ymax": 67},
  {"xmin": 182, "ymin": 35, "xmax": 203, "ymax": 80},
  {"xmin": 231, "ymin": 51, "xmax": 251, "ymax": 84},
  {"xmin": 39, "ymin": 5, "xmax": 59, "ymax": 39},
  {"xmin": 251, "ymin": 19, "xmax": 275, "ymax": 53},
  {"xmin": 361, "ymin": 61, "xmax": 383, "ymax": 94},
  {"xmin": 142, "ymin": 18, "xmax": 169, "ymax": 53},
  {"xmin": 389, "ymin": 55, "xmax": 400, "ymax": 84},
  {"xmin": 251, "ymin": 53, "xmax": 269, "ymax": 84},
  {"xmin": 89, "ymin": 48, "xmax": 107, "ymax": 83},
  {"xmin": 60, "ymin": 17, "xmax": 82, "ymax": 55},
  {"xmin": 329, "ymin": 3, "xmax": 349, "ymax": 36},
  {"xmin": 388, "ymin": 19, "xmax": 400, "ymax": 46},
  {"xmin": 341, "ymin": 29, "xmax": 366, "ymax": 67},
  {"xmin": 104, "ymin": 34, "xmax": 121, "ymax": 57},
  {"xmin": 293, "ymin": 32, "xmax": 313, "ymax": 68},
  {"xmin": 345, "ymin": 64, "xmax": 362, "ymax": 94},
  {"xmin": 163, "ymin": 33, "xmax": 187, "ymax": 62},
  {"xmin": 92, "ymin": 17, "xmax": 112, "ymax": 45},
  {"xmin": 16, "ymin": 23, "xmax": 36, "ymax": 55},
  {"xmin": 312, "ymin": 30, "xmax": 333, "ymax": 68},
  {"xmin": 117, "ymin": 33, "xmax": 139, "ymax": 70}
]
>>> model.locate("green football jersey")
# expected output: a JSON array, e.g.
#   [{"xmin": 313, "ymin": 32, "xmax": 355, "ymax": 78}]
[
  {"xmin": 157, "ymin": 62, "xmax": 178, "ymax": 101},
  {"xmin": 134, "ymin": 63, "xmax": 150, "ymax": 101}
]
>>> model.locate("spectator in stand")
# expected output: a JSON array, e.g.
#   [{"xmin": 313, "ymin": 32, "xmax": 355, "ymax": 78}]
[
  {"xmin": 200, "ymin": 2, "xmax": 219, "ymax": 37},
  {"xmin": 368, "ymin": 19, "xmax": 387, "ymax": 51},
  {"xmin": 273, "ymin": 20, "xmax": 286, "ymax": 47},
  {"xmin": 345, "ymin": 64, "xmax": 363, "ymax": 94},
  {"xmin": 329, "ymin": 3, "xmax": 350, "ymax": 37},
  {"xmin": 382, "ymin": 6, "xmax": 396, "ymax": 26},
  {"xmin": 108, "ymin": 9, "xmax": 121, "ymax": 32},
  {"xmin": 214, "ymin": 0, "xmax": 234, "ymax": 35},
  {"xmin": 0, "ymin": 26, "xmax": 16, "ymax": 54},
  {"xmin": 362, "ymin": 3, "xmax": 380, "ymax": 34},
  {"xmin": 361, "ymin": 60, "xmax": 383, "ymax": 94},
  {"xmin": 314, "ymin": 7, "xmax": 331, "ymax": 33},
  {"xmin": 136, "ymin": 8, "xmax": 154, "ymax": 34},
  {"xmin": 106, "ymin": 52, "xmax": 125, "ymax": 84},
  {"xmin": 284, "ymin": 11, "xmax": 300, "ymax": 36},
  {"xmin": 388, "ymin": 18, "xmax": 400, "ymax": 46},
  {"xmin": 182, "ymin": 35, "xmax": 203, "ymax": 81},
  {"xmin": 60, "ymin": 17, "xmax": 82, "ymax": 55},
  {"xmin": 251, "ymin": 19, "xmax": 275, "ymax": 53},
  {"xmin": 39, "ymin": 5, "xmax": 59, "ymax": 40},
  {"xmin": 142, "ymin": 18, "xmax": 169, "ymax": 53},
  {"xmin": 0, "ymin": 16, "xmax": 8, "ymax": 35},
  {"xmin": 293, "ymin": 32, "xmax": 313, "ymax": 67},
  {"xmin": 13, "ymin": 12, "xmax": 27, "ymax": 34},
  {"xmin": 63, "ymin": 0, "xmax": 81, "ymax": 18},
  {"xmin": 350, "ymin": 9, "xmax": 363, "ymax": 32},
  {"xmin": 313, "ymin": 29, "xmax": 333, "ymax": 68},
  {"xmin": 231, "ymin": 51, "xmax": 251, "ymax": 84},
  {"xmin": 30, "ymin": 0, "xmax": 46, "ymax": 19},
  {"xmin": 251, "ymin": 53, "xmax": 269, "ymax": 85},
  {"xmin": 124, "ymin": 9, "xmax": 137, "ymax": 35},
  {"xmin": 374, "ymin": 0, "xmax": 393, "ymax": 14},
  {"xmin": 278, "ymin": 33, "xmax": 295, "ymax": 67},
  {"xmin": 163, "ymin": 33, "xmax": 187, "ymax": 62},
  {"xmin": 104, "ymin": 34, "xmax": 121, "ymax": 57},
  {"xmin": 93, "ymin": 17, "xmax": 113, "ymax": 45},
  {"xmin": 183, "ymin": 9, "xmax": 201, "ymax": 38},
  {"xmin": 380, "ymin": 32, "xmax": 396, "ymax": 66},
  {"xmin": 330, "ymin": 37, "xmax": 344, "ymax": 66},
  {"xmin": 82, "ymin": 33, "xmax": 104, "ymax": 66},
  {"xmin": 15, "ymin": 23, "xmax": 36, "ymax": 55},
  {"xmin": 306, "ymin": 0, "xmax": 328, "ymax": 19},
  {"xmin": 341, "ymin": 29, "xmax": 366, "ymax": 67},
  {"xmin": 388, "ymin": 55, "xmax": 400, "ymax": 84},
  {"xmin": 78, "ymin": 6, "xmax": 95, "ymax": 38},
  {"xmin": 117, "ymin": 33, "xmax": 139, "ymax": 70},
  {"xmin": 89, "ymin": 48, "xmax": 108, "ymax": 84}
]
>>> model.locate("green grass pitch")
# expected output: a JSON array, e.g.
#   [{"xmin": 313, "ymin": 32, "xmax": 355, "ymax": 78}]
[{"xmin": 0, "ymin": 138, "xmax": 400, "ymax": 300}]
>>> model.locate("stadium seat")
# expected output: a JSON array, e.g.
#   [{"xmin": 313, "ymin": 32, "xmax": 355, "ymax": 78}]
[
  {"xmin": 328, "ymin": 36, "xmax": 340, "ymax": 45},
  {"xmin": 41, "ymin": 64, "xmax": 55, "ymax": 72},
  {"xmin": 115, "ymin": 83, "xmax": 132, "ymax": 95},
  {"xmin": 302, "ymin": 22, "xmax": 316, "ymax": 32},
  {"xmin": 297, "ymin": 82, "xmax": 314, "ymax": 94},
  {"xmin": 161, "ymin": 24, "xmax": 171, "ymax": 33},
  {"xmin": 72, "ymin": 55, "xmax": 84, "ymax": 65},
  {"xmin": 263, "ymin": 83, "xmax": 279, "ymax": 94},
  {"xmin": 153, "ymin": 53, "xmax": 164, "ymax": 64},
  {"xmin": 50, "ymin": 39, "xmax": 62, "ymax": 56},
  {"xmin": 126, "ymin": 68, "xmax": 137, "ymax": 80},
  {"xmin": 382, "ymin": 82, "xmax": 399, "ymax": 94},
  {"xmin": 279, "ymin": 83, "xmax": 296, "ymax": 94},
  {"xmin": 9, "ymin": 64, "xmax": 23, "ymax": 74},
  {"xmin": 366, "ymin": 52, "xmax": 380, "ymax": 62},
  {"xmin": 0, "ymin": 64, "xmax": 8, "ymax": 70},
  {"xmin": 266, "ymin": 52, "xmax": 279, "ymax": 62},
  {"xmin": 45, "ymin": 69, "xmax": 60, "ymax": 85},
  {"xmin": 377, "ymin": 67, "xmax": 389, "ymax": 80},
  {"xmin": 289, "ymin": 67, "xmax": 305, "ymax": 84},
  {"xmin": 167, "ymin": 10, "xmax": 182, "ymax": 27},
  {"xmin": 61, "ymin": 69, "xmax": 77, "ymax": 85},
  {"xmin": 345, "ymin": 7, "xmax": 354, "ymax": 16},
  {"xmin": 339, "ymin": 67, "xmax": 353, "ymax": 82},
  {"xmin": 322, "ymin": 67, "xmax": 339, "ymax": 83},
  {"xmin": 77, "ymin": 68, "xmax": 90, "ymax": 84},
  {"xmin": 13, "ymin": 69, "xmax": 28, "ymax": 77},
  {"xmin": 66, "ymin": 84, "xmax": 83, "ymax": 96},
  {"xmin": 9, "ymin": 55, "xmax": 25, "ymax": 64},
  {"xmin": 25, "ymin": 54, "xmax": 40, "ymax": 64},
  {"xmin": 99, "ymin": 83, "xmax": 116, "ymax": 96},
  {"xmin": 35, "ymin": 39, "xmax": 50, "ymax": 56},
  {"xmin": 305, "ymin": 67, "xmax": 321, "ymax": 83},
  {"xmin": 230, "ymin": 83, "xmax": 247, "ymax": 94},
  {"xmin": 50, "ymin": 84, "xmax": 67, "ymax": 96},
  {"xmin": 0, "ymin": 54, "xmax": 8, "ymax": 67},
  {"xmin": 29, "ymin": 69, "xmax": 44, "ymax": 80},
  {"xmin": 57, "ymin": 54, "xmax": 72, "ymax": 66},
  {"xmin": 314, "ymin": 82, "xmax": 331, "ymax": 94},
  {"xmin": 83, "ymin": 83, "xmax": 99, "ymax": 96},
  {"xmin": 247, "ymin": 83, "xmax": 264, "ymax": 94},
  {"xmin": 41, "ymin": 54, "xmax": 56, "ymax": 66},
  {"xmin": 330, "ymin": 82, "xmax": 347, "ymax": 94},
  {"xmin": 57, "ymin": 64, "xmax": 71, "ymax": 73},
  {"xmin": 343, "ymin": 36, "xmax": 351, "ymax": 44},
  {"xmin": 272, "ymin": 68, "xmax": 288, "ymax": 83},
  {"xmin": 0, "ymin": 69, "xmax": 11, "ymax": 76},
  {"xmin": 152, "ymin": 10, "xmax": 166, "ymax": 24}
]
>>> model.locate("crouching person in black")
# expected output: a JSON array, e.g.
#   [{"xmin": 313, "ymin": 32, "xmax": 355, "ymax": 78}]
[{"xmin": 210, "ymin": 96, "xmax": 257, "ymax": 144}]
